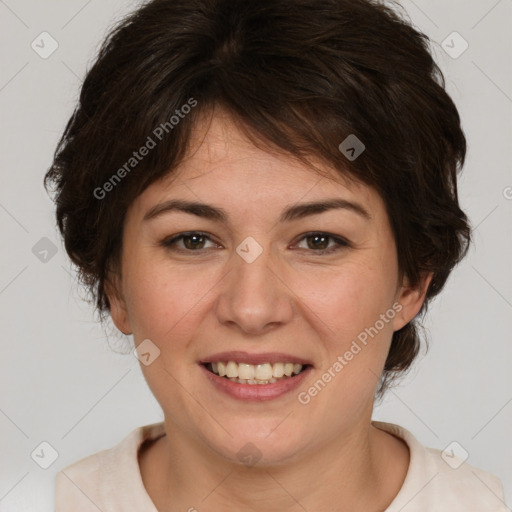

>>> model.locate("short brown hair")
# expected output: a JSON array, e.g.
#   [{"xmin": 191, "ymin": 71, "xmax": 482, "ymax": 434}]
[{"xmin": 44, "ymin": 0, "xmax": 470, "ymax": 396}]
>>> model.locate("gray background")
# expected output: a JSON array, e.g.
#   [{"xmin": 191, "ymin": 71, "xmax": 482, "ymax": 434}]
[{"xmin": 0, "ymin": 0, "xmax": 511, "ymax": 510}]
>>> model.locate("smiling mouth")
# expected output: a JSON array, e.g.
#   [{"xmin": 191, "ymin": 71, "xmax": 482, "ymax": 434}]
[{"xmin": 203, "ymin": 361, "xmax": 310, "ymax": 385}]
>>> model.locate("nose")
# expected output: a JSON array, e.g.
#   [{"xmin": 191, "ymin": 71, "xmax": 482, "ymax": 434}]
[{"xmin": 214, "ymin": 241, "xmax": 294, "ymax": 336}]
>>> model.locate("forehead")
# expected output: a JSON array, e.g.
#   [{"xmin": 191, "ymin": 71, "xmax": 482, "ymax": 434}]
[{"xmin": 130, "ymin": 107, "xmax": 382, "ymax": 220}]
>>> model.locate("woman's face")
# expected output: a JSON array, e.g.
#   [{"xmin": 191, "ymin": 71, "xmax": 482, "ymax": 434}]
[{"xmin": 109, "ymin": 109, "xmax": 427, "ymax": 465}]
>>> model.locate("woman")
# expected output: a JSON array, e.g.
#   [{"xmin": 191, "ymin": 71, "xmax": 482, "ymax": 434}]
[{"xmin": 46, "ymin": 0, "xmax": 507, "ymax": 510}]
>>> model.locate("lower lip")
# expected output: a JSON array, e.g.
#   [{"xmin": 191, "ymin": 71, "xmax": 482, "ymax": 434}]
[{"xmin": 199, "ymin": 364, "xmax": 313, "ymax": 401}]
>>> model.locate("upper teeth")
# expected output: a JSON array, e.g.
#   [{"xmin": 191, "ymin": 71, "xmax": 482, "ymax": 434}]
[{"xmin": 211, "ymin": 361, "xmax": 303, "ymax": 380}]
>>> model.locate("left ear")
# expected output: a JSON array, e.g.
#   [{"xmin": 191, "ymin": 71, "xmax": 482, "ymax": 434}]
[{"xmin": 392, "ymin": 271, "xmax": 434, "ymax": 331}]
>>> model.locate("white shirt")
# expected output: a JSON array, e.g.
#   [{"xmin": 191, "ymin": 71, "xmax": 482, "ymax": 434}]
[{"xmin": 55, "ymin": 420, "xmax": 508, "ymax": 511}]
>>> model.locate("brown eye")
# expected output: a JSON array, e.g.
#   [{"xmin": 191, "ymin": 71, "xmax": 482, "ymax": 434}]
[
  {"xmin": 306, "ymin": 234, "xmax": 330, "ymax": 250},
  {"xmin": 295, "ymin": 232, "xmax": 349, "ymax": 254},
  {"xmin": 181, "ymin": 234, "xmax": 207, "ymax": 250},
  {"xmin": 161, "ymin": 232, "xmax": 218, "ymax": 252}
]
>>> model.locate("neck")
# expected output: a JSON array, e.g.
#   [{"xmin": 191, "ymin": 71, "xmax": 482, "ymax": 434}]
[{"xmin": 141, "ymin": 415, "xmax": 409, "ymax": 512}]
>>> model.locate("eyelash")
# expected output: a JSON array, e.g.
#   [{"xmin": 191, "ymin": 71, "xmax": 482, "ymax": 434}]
[{"xmin": 160, "ymin": 231, "xmax": 350, "ymax": 255}]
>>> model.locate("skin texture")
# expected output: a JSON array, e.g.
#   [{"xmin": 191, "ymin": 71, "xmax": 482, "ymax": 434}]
[{"xmin": 107, "ymin": 107, "xmax": 432, "ymax": 511}]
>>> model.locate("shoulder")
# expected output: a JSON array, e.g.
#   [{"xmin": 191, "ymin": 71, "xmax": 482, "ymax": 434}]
[
  {"xmin": 54, "ymin": 421, "xmax": 165, "ymax": 511},
  {"xmin": 373, "ymin": 421, "xmax": 508, "ymax": 512}
]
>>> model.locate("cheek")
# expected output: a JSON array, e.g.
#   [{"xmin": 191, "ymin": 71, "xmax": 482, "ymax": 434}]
[
  {"xmin": 122, "ymin": 256, "xmax": 208, "ymax": 342},
  {"xmin": 299, "ymin": 259, "xmax": 397, "ymax": 341},
  {"xmin": 294, "ymin": 264, "xmax": 398, "ymax": 417}
]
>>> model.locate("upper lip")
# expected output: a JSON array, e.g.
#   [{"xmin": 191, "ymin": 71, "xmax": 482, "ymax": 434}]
[{"xmin": 199, "ymin": 351, "xmax": 313, "ymax": 366}]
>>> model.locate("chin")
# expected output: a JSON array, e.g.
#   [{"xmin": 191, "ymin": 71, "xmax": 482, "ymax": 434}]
[{"xmin": 204, "ymin": 418, "xmax": 308, "ymax": 467}]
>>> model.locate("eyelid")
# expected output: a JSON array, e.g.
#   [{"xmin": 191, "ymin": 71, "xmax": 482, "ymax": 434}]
[
  {"xmin": 292, "ymin": 232, "xmax": 351, "ymax": 252},
  {"xmin": 161, "ymin": 231, "xmax": 220, "ymax": 252},
  {"xmin": 160, "ymin": 231, "xmax": 351, "ymax": 254}
]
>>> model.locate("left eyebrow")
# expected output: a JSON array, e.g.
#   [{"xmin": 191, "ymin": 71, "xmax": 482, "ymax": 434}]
[{"xmin": 142, "ymin": 198, "xmax": 371, "ymax": 224}]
